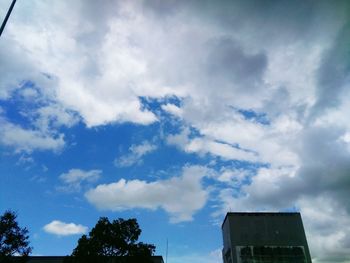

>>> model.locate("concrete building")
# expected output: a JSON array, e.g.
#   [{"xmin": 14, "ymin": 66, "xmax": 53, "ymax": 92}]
[{"xmin": 222, "ymin": 212, "xmax": 312, "ymax": 263}]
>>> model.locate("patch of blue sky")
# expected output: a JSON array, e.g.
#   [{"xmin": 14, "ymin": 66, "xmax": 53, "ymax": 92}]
[
  {"xmin": 0, "ymin": 80, "xmax": 61, "ymax": 129},
  {"xmin": 186, "ymin": 126, "xmax": 203, "ymax": 138},
  {"xmin": 0, "ymin": 91, "xmax": 38, "ymax": 124},
  {"xmin": 12, "ymin": 80, "xmax": 47, "ymax": 103},
  {"xmin": 0, "ymin": 87, "xmax": 238, "ymax": 256},
  {"xmin": 205, "ymin": 158, "xmax": 268, "ymax": 199},
  {"xmin": 236, "ymin": 108, "xmax": 270, "ymax": 125},
  {"xmin": 139, "ymin": 149, "xmax": 203, "ymax": 180},
  {"xmin": 0, "ymin": 124, "xmax": 175, "ymax": 255},
  {"xmin": 141, "ymin": 96, "xmax": 182, "ymax": 117},
  {"xmin": 138, "ymin": 97, "xmax": 182, "ymax": 135},
  {"xmin": 43, "ymin": 119, "xmax": 192, "ymax": 181},
  {"xmin": 0, "ymin": 119, "xmax": 222, "ymax": 257},
  {"xmin": 212, "ymin": 158, "xmax": 263, "ymax": 172},
  {"xmin": 0, "ymin": 154, "xmax": 65, "ymax": 244},
  {"xmin": 0, "ymin": 102, "xmax": 34, "ymax": 130},
  {"xmin": 140, "ymin": 97, "xmax": 204, "ymax": 144},
  {"xmin": 140, "ymin": 95, "xmax": 182, "ymax": 109},
  {"xmin": 212, "ymin": 139, "xmax": 261, "ymax": 158}
]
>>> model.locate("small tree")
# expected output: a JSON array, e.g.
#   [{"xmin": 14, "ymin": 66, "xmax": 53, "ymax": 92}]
[
  {"xmin": 68, "ymin": 217, "xmax": 155, "ymax": 263},
  {"xmin": 0, "ymin": 210, "xmax": 32, "ymax": 262}
]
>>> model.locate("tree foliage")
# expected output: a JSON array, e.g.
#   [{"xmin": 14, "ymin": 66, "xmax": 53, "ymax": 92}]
[
  {"xmin": 0, "ymin": 210, "xmax": 32, "ymax": 262},
  {"xmin": 68, "ymin": 217, "xmax": 155, "ymax": 263}
]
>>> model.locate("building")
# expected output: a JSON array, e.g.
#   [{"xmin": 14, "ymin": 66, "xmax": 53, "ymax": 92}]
[{"xmin": 222, "ymin": 212, "xmax": 312, "ymax": 263}]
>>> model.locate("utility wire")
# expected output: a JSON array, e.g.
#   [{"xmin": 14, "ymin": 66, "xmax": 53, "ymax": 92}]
[{"xmin": 0, "ymin": 0, "xmax": 17, "ymax": 37}]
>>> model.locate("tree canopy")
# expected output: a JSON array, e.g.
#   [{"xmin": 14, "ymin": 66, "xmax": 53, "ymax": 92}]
[
  {"xmin": 68, "ymin": 217, "xmax": 155, "ymax": 263},
  {"xmin": 0, "ymin": 210, "xmax": 32, "ymax": 262}
]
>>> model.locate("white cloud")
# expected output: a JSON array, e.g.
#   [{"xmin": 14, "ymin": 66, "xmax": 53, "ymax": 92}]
[
  {"xmin": 43, "ymin": 220, "xmax": 88, "ymax": 236},
  {"xmin": 59, "ymin": 169, "xmax": 101, "ymax": 192},
  {"xmin": 1, "ymin": 1, "xmax": 163, "ymax": 127},
  {"xmin": 19, "ymin": 87, "xmax": 39, "ymax": 99},
  {"xmin": 0, "ymin": 102, "xmax": 76, "ymax": 153},
  {"xmin": 114, "ymin": 141, "xmax": 157, "ymax": 167},
  {"xmin": 0, "ymin": 118, "xmax": 65, "ymax": 153},
  {"xmin": 167, "ymin": 111, "xmax": 300, "ymax": 167},
  {"xmin": 166, "ymin": 127, "xmax": 191, "ymax": 148},
  {"xmin": 161, "ymin": 103, "xmax": 183, "ymax": 118},
  {"xmin": 86, "ymin": 165, "xmax": 209, "ymax": 223},
  {"xmin": 0, "ymin": 89, "xmax": 76, "ymax": 154},
  {"xmin": 214, "ymin": 166, "xmax": 298, "ymax": 216},
  {"xmin": 16, "ymin": 154, "xmax": 35, "ymax": 166},
  {"xmin": 216, "ymin": 167, "xmax": 252, "ymax": 187},
  {"xmin": 33, "ymin": 104, "xmax": 80, "ymax": 132},
  {"xmin": 168, "ymin": 130, "xmax": 259, "ymax": 162},
  {"xmin": 186, "ymin": 138, "xmax": 258, "ymax": 163}
]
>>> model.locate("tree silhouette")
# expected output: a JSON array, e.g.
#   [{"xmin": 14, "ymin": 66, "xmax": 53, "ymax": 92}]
[
  {"xmin": 67, "ymin": 217, "xmax": 155, "ymax": 263},
  {"xmin": 0, "ymin": 210, "xmax": 32, "ymax": 263}
]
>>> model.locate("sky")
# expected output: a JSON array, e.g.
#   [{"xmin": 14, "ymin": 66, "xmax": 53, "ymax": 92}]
[{"xmin": 0, "ymin": 0, "xmax": 350, "ymax": 262}]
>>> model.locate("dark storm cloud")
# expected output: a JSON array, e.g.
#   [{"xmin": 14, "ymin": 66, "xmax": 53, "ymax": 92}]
[
  {"xmin": 310, "ymin": 21, "xmax": 350, "ymax": 119},
  {"xmin": 185, "ymin": 0, "xmax": 346, "ymax": 45},
  {"xmin": 297, "ymin": 126, "xmax": 350, "ymax": 210},
  {"xmin": 240, "ymin": 124, "xmax": 350, "ymax": 214},
  {"xmin": 206, "ymin": 37, "xmax": 267, "ymax": 91},
  {"xmin": 75, "ymin": 0, "xmax": 120, "ymax": 39}
]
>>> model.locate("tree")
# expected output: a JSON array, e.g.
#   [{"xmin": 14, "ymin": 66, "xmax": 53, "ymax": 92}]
[
  {"xmin": 67, "ymin": 217, "xmax": 155, "ymax": 263},
  {"xmin": 0, "ymin": 210, "xmax": 32, "ymax": 262}
]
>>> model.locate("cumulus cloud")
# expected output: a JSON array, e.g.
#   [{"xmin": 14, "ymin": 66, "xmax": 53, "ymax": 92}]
[
  {"xmin": 214, "ymin": 125, "xmax": 350, "ymax": 260},
  {"xmin": 0, "ymin": 103, "xmax": 76, "ymax": 153},
  {"xmin": 215, "ymin": 166, "xmax": 301, "ymax": 214},
  {"xmin": 86, "ymin": 165, "xmax": 209, "ymax": 223},
  {"xmin": 59, "ymin": 169, "xmax": 101, "ymax": 192},
  {"xmin": 0, "ymin": 82, "xmax": 77, "ymax": 153},
  {"xmin": 1, "ymin": 1, "xmax": 162, "ymax": 127},
  {"xmin": 32, "ymin": 104, "xmax": 80, "ymax": 132},
  {"xmin": 43, "ymin": 220, "xmax": 88, "ymax": 236},
  {"xmin": 299, "ymin": 196, "xmax": 350, "ymax": 263},
  {"xmin": 167, "ymin": 113, "xmax": 300, "ymax": 166},
  {"xmin": 0, "ymin": 118, "xmax": 65, "ymax": 153},
  {"xmin": 114, "ymin": 141, "xmax": 157, "ymax": 167},
  {"xmin": 168, "ymin": 131, "xmax": 258, "ymax": 163},
  {"xmin": 216, "ymin": 167, "xmax": 253, "ymax": 187},
  {"xmin": 161, "ymin": 103, "xmax": 183, "ymax": 118}
]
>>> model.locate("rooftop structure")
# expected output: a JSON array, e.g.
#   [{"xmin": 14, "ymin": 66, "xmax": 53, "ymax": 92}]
[{"xmin": 222, "ymin": 212, "xmax": 312, "ymax": 263}]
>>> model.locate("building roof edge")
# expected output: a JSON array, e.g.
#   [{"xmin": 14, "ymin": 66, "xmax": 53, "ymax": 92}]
[{"xmin": 221, "ymin": 212, "xmax": 301, "ymax": 229}]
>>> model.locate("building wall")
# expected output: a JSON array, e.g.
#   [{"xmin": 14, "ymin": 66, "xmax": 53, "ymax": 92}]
[{"xmin": 222, "ymin": 213, "xmax": 312, "ymax": 263}]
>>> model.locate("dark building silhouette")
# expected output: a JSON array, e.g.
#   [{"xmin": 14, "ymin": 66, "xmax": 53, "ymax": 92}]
[{"xmin": 222, "ymin": 212, "xmax": 312, "ymax": 263}]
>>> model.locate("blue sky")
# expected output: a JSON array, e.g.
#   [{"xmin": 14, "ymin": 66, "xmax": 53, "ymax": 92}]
[{"xmin": 1, "ymin": 1, "xmax": 350, "ymax": 262}]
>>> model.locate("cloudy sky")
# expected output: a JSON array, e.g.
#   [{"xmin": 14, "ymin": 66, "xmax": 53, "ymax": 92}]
[{"xmin": 1, "ymin": 0, "xmax": 350, "ymax": 262}]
